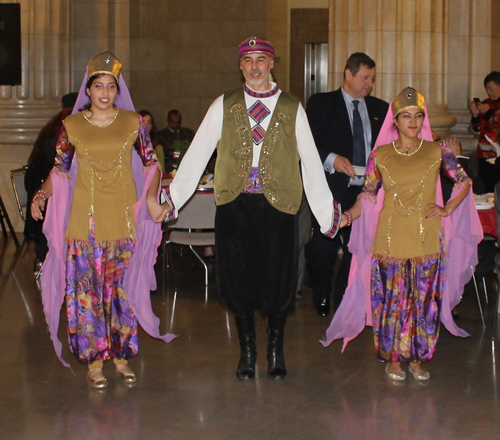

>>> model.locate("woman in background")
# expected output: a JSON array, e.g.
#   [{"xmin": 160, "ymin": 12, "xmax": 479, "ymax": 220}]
[
  {"xmin": 24, "ymin": 93, "xmax": 77, "ymax": 272},
  {"xmin": 138, "ymin": 109, "xmax": 166, "ymax": 171}
]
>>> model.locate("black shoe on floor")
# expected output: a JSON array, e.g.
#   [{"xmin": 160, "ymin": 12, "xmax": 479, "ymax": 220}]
[
  {"xmin": 235, "ymin": 315, "xmax": 256, "ymax": 381},
  {"xmin": 236, "ymin": 352, "xmax": 256, "ymax": 381},
  {"xmin": 267, "ymin": 314, "xmax": 287, "ymax": 380},
  {"xmin": 314, "ymin": 298, "xmax": 330, "ymax": 317}
]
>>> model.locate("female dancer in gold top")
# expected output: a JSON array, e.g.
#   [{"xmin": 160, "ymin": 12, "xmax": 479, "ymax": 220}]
[
  {"xmin": 31, "ymin": 53, "xmax": 171, "ymax": 388},
  {"xmin": 335, "ymin": 87, "xmax": 474, "ymax": 381}
]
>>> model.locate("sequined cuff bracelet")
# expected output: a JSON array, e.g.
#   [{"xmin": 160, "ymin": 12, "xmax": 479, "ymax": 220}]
[
  {"xmin": 344, "ymin": 210, "xmax": 352, "ymax": 227},
  {"xmin": 32, "ymin": 189, "xmax": 48, "ymax": 203}
]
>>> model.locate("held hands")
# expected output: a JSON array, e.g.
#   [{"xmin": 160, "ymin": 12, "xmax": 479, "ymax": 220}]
[
  {"xmin": 425, "ymin": 203, "xmax": 449, "ymax": 220},
  {"xmin": 333, "ymin": 156, "xmax": 356, "ymax": 178},
  {"xmin": 340, "ymin": 210, "xmax": 352, "ymax": 228},
  {"xmin": 147, "ymin": 196, "xmax": 171, "ymax": 223},
  {"xmin": 340, "ymin": 214, "xmax": 349, "ymax": 228}
]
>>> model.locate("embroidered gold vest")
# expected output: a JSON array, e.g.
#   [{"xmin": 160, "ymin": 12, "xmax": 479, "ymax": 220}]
[{"xmin": 214, "ymin": 88, "xmax": 302, "ymax": 214}]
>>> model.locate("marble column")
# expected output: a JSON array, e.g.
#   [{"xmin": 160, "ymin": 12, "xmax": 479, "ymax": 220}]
[
  {"xmin": 73, "ymin": 0, "xmax": 130, "ymax": 91},
  {"xmin": 448, "ymin": 0, "xmax": 493, "ymax": 153},
  {"xmin": 0, "ymin": 0, "xmax": 72, "ymax": 145},
  {"xmin": 0, "ymin": 0, "xmax": 71, "ymax": 233},
  {"xmin": 329, "ymin": 0, "xmax": 456, "ymax": 136}
]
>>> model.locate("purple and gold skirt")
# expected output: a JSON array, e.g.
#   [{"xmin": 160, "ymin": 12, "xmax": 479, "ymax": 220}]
[
  {"xmin": 65, "ymin": 237, "xmax": 138, "ymax": 364},
  {"xmin": 370, "ymin": 249, "xmax": 445, "ymax": 364}
]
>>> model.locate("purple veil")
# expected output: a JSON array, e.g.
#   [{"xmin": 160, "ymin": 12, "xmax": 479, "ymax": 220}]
[
  {"xmin": 41, "ymin": 66, "xmax": 176, "ymax": 367},
  {"xmin": 72, "ymin": 70, "xmax": 134, "ymax": 116},
  {"xmin": 321, "ymin": 102, "xmax": 483, "ymax": 351}
]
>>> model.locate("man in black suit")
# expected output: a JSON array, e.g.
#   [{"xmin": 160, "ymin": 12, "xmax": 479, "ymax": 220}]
[
  {"xmin": 158, "ymin": 110, "xmax": 195, "ymax": 171},
  {"xmin": 305, "ymin": 52, "xmax": 389, "ymax": 316}
]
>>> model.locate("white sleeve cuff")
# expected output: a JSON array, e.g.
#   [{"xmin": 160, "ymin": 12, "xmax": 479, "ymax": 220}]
[{"xmin": 324, "ymin": 153, "xmax": 338, "ymax": 174}]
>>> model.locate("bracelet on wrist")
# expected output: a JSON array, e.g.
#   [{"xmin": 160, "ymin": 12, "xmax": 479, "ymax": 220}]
[
  {"xmin": 32, "ymin": 189, "xmax": 48, "ymax": 203},
  {"xmin": 344, "ymin": 210, "xmax": 352, "ymax": 227}
]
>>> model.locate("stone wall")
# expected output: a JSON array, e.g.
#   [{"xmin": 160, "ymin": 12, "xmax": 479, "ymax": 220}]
[
  {"xmin": 128, "ymin": 0, "xmax": 289, "ymax": 133},
  {"xmin": 1, "ymin": 0, "xmax": 500, "ymax": 232}
]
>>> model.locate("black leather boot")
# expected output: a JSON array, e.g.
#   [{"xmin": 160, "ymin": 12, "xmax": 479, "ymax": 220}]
[
  {"xmin": 234, "ymin": 314, "xmax": 256, "ymax": 381},
  {"xmin": 267, "ymin": 314, "xmax": 287, "ymax": 380}
]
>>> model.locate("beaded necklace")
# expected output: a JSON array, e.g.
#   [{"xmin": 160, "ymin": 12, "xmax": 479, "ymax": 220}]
[
  {"xmin": 83, "ymin": 108, "xmax": 120, "ymax": 128},
  {"xmin": 392, "ymin": 138, "xmax": 424, "ymax": 156}
]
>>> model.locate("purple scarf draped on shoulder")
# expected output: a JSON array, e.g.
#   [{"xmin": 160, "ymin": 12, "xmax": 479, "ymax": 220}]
[
  {"xmin": 321, "ymin": 105, "xmax": 483, "ymax": 351},
  {"xmin": 41, "ymin": 152, "xmax": 176, "ymax": 367}
]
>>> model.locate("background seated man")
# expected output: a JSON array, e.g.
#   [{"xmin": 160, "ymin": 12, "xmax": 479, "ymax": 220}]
[{"xmin": 158, "ymin": 109, "xmax": 195, "ymax": 172}]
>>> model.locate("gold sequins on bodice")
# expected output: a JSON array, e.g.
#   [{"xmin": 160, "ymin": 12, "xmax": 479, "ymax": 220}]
[
  {"xmin": 64, "ymin": 110, "xmax": 140, "ymax": 242},
  {"xmin": 372, "ymin": 141, "xmax": 442, "ymax": 259}
]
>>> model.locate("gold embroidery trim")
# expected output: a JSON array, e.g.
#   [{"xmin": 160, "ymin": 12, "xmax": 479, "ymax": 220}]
[
  {"xmin": 69, "ymin": 129, "xmax": 138, "ymax": 238},
  {"xmin": 377, "ymin": 157, "xmax": 441, "ymax": 253}
]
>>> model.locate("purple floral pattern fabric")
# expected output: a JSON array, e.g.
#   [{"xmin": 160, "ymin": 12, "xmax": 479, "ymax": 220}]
[
  {"xmin": 65, "ymin": 231, "xmax": 138, "ymax": 364},
  {"xmin": 135, "ymin": 116, "xmax": 159, "ymax": 167},
  {"xmin": 371, "ymin": 245, "xmax": 445, "ymax": 364},
  {"xmin": 242, "ymin": 167, "xmax": 264, "ymax": 194},
  {"xmin": 440, "ymin": 142, "xmax": 470, "ymax": 183}
]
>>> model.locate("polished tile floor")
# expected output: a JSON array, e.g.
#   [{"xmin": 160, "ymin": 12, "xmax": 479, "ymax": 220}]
[{"xmin": 1, "ymin": 238, "xmax": 499, "ymax": 440}]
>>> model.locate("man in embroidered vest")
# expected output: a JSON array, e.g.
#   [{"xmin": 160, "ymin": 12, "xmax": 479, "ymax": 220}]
[{"xmin": 163, "ymin": 37, "xmax": 341, "ymax": 381}]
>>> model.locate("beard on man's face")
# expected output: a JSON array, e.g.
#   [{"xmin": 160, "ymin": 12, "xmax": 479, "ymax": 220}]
[{"xmin": 244, "ymin": 69, "xmax": 270, "ymax": 87}]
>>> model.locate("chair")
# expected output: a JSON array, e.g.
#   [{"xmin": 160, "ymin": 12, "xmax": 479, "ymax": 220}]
[
  {"xmin": 10, "ymin": 166, "xmax": 28, "ymax": 222},
  {"xmin": 472, "ymin": 270, "xmax": 486, "ymax": 328},
  {"xmin": 162, "ymin": 191, "xmax": 216, "ymax": 302},
  {"xmin": 9, "ymin": 166, "xmax": 40, "ymax": 279},
  {"xmin": 0, "ymin": 166, "xmax": 27, "ymax": 250}
]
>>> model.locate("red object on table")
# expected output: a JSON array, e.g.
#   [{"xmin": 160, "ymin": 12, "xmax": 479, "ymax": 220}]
[{"xmin": 477, "ymin": 207, "xmax": 497, "ymax": 237}]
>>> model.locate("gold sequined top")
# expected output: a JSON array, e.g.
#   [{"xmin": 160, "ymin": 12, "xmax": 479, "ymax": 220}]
[
  {"xmin": 54, "ymin": 109, "xmax": 157, "ymax": 243},
  {"xmin": 362, "ymin": 140, "xmax": 469, "ymax": 260}
]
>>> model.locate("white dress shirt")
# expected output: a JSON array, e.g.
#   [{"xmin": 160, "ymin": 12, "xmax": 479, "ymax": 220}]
[
  {"xmin": 169, "ymin": 84, "xmax": 337, "ymax": 234},
  {"xmin": 323, "ymin": 87, "xmax": 372, "ymax": 186}
]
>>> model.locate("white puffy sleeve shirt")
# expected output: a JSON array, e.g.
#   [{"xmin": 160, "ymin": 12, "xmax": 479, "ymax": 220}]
[{"xmin": 168, "ymin": 89, "xmax": 338, "ymax": 234}]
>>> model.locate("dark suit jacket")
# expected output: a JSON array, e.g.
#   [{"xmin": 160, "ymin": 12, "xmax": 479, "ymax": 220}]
[
  {"xmin": 306, "ymin": 88, "xmax": 389, "ymax": 206},
  {"xmin": 157, "ymin": 126, "xmax": 195, "ymax": 151}
]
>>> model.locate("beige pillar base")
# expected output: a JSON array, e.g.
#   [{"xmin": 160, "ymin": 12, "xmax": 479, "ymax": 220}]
[
  {"xmin": 428, "ymin": 106, "xmax": 458, "ymax": 139},
  {"xmin": 0, "ymin": 105, "xmax": 61, "ymax": 145}
]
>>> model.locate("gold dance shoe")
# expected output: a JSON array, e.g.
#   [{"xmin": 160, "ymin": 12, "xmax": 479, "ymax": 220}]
[
  {"xmin": 87, "ymin": 371, "xmax": 108, "ymax": 389},
  {"xmin": 385, "ymin": 363, "xmax": 406, "ymax": 381},
  {"xmin": 116, "ymin": 368, "xmax": 137, "ymax": 384},
  {"xmin": 409, "ymin": 363, "xmax": 430, "ymax": 380}
]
